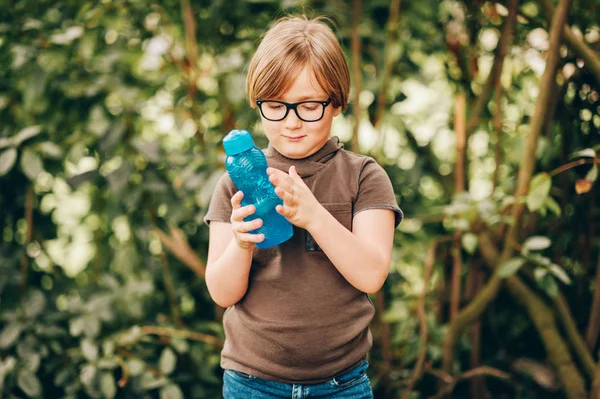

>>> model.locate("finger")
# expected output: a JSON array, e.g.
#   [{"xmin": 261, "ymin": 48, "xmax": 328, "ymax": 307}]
[
  {"xmin": 269, "ymin": 172, "xmax": 295, "ymax": 194},
  {"xmin": 237, "ymin": 232, "xmax": 265, "ymax": 243},
  {"xmin": 231, "ymin": 204, "xmax": 256, "ymax": 222},
  {"xmin": 274, "ymin": 187, "xmax": 294, "ymax": 204},
  {"xmin": 275, "ymin": 204, "xmax": 292, "ymax": 218},
  {"xmin": 289, "ymin": 165, "xmax": 303, "ymax": 183},
  {"xmin": 230, "ymin": 191, "xmax": 244, "ymax": 209},
  {"xmin": 235, "ymin": 219, "xmax": 263, "ymax": 233}
]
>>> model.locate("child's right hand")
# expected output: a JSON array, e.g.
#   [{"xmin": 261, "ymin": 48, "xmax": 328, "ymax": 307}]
[{"xmin": 230, "ymin": 191, "xmax": 265, "ymax": 250}]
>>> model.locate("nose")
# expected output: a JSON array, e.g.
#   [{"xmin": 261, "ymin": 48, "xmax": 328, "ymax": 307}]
[{"xmin": 283, "ymin": 107, "xmax": 302, "ymax": 129}]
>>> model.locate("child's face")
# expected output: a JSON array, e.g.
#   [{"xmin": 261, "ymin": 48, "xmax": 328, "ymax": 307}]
[{"xmin": 259, "ymin": 66, "xmax": 340, "ymax": 159}]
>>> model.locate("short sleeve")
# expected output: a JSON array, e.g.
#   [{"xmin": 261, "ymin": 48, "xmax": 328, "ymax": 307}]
[
  {"xmin": 203, "ymin": 172, "xmax": 237, "ymax": 226},
  {"xmin": 353, "ymin": 158, "xmax": 403, "ymax": 227}
]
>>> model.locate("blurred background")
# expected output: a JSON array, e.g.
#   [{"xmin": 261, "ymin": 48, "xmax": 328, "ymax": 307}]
[{"xmin": 1, "ymin": 0, "xmax": 599, "ymax": 398}]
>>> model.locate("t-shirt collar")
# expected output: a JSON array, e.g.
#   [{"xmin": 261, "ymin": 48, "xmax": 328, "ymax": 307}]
[{"xmin": 265, "ymin": 136, "xmax": 343, "ymax": 178}]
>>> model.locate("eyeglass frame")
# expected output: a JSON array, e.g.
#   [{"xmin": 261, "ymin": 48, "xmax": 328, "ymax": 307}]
[{"xmin": 255, "ymin": 98, "xmax": 332, "ymax": 122}]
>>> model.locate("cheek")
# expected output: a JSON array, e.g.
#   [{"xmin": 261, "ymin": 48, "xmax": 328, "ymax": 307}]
[{"xmin": 261, "ymin": 120, "xmax": 279, "ymax": 135}]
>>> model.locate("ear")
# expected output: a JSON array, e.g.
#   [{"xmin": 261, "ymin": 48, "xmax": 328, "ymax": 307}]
[{"xmin": 333, "ymin": 106, "xmax": 341, "ymax": 117}]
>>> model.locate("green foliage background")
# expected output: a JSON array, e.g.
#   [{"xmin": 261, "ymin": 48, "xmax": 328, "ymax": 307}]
[{"xmin": 0, "ymin": 0, "xmax": 599, "ymax": 398}]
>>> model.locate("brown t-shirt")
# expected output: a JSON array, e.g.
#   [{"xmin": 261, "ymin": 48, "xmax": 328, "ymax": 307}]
[{"xmin": 204, "ymin": 136, "xmax": 403, "ymax": 384}]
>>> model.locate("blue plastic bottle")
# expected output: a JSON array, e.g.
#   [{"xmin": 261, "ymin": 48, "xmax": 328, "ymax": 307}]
[{"xmin": 223, "ymin": 129, "xmax": 293, "ymax": 248}]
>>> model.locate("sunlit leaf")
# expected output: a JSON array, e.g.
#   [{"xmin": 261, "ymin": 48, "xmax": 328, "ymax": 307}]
[
  {"xmin": 0, "ymin": 148, "xmax": 18, "ymax": 176},
  {"xmin": 21, "ymin": 353, "xmax": 41, "ymax": 373},
  {"xmin": 38, "ymin": 141, "xmax": 64, "ymax": 159},
  {"xmin": 20, "ymin": 149, "xmax": 44, "ymax": 181},
  {"xmin": 0, "ymin": 323, "xmax": 22, "ymax": 349},
  {"xmin": 100, "ymin": 372, "xmax": 116, "ymax": 399},
  {"xmin": 132, "ymin": 139, "xmax": 161, "ymax": 163},
  {"xmin": 585, "ymin": 165, "xmax": 598, "ymax": 183},
  {"xmin": 160, "ymin": 384, "xmax": 183, "ymax": 399},
  {"xmin": 23, "ymin": 289, "xmax": 46, "ymax": 319},
  {"xmin": 461, "ymin": 233, "xmax": 478, "ymax": 255},
  {"xmin": 81, "ymin": 339, "xmax": 98, "ymax": 362},
  {"xmin": 13, "ymin": 126, "xmax": 42, "ymax": 146},
  {"xmin": 522, "ymin": 236, "xmax": 551, "ymax": 253},
  {"xmin": 547, "ymin": 263, "xmax": 572, "ymax": 285},
  {"xmin": 569, "ymin": 148, "xmax": 596, "ymax": 158},
  {"xmin": 544, "ymin": 197, "xmax": 562, "ymax": 216},
  {"xmin": 80, "ymin": 364, "xmax": 97, "ymax": 388},
  {"xmin": 17, "ymin": 370, "xmax": 41, "ymax": 397},
  {"xmin": 159, "ymin": 347, "xmax": 177, "ymax": 375},
  {"xmin": 527, "ymin": 173, "xmax": 551, "ymax": 211},
  {"xmin": 497, "ymin": 258, "xmax": 526, "ymax": 278},
  {"xmin": 538, "ymin": 273, "xmax": 559, "ymax": 298}
]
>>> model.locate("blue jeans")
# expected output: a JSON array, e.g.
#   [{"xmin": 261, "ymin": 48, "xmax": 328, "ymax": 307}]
[{"xmin": 222, "ymin": 359, "xmax": 373, "ymax": 398}]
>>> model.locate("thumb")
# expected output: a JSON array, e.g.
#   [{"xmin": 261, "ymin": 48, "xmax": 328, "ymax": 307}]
[{"xmin": 289, "ymin": 165, "xmax": 302, "ymax": 181}]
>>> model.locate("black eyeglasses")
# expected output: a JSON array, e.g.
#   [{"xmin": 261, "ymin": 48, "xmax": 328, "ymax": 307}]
[{"xmin": 256, "ymin": 98, "xmax": 332, "ymax": 122}]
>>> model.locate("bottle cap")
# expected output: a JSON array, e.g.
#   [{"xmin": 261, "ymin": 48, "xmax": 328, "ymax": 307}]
[{"xmin": 223, "ymin": 129, "xmax": 255, "ymax": 155}]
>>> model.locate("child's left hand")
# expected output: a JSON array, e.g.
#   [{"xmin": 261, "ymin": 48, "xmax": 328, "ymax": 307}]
[{"xmin": 267, "ymin": 166, "xmax": 323, "ymax": 230}]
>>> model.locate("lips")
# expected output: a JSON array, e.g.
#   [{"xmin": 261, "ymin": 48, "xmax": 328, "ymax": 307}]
[{"xmin": 284, "ymin": 135, "xmax": 306, "ymax": 140}]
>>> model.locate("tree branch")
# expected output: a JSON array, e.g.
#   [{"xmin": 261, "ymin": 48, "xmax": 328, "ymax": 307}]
[
  {"xmin": 450, "ymin": 92, "xmax": 467, "ymax": 321},
  {"xmin": 538, "ymin": 0, "xmax": 600, "ymax": 86},
  {"xmin": 180, "ymin": 0, "xmax": 198, "ymax": 100},
  {"xmin": 442, "ymin": 274, "xmax": 502, "ymax": 373},
  {"xmin": 20, "ymin": 185, "xmax": 33, "ymax": 296},
  {"xmin": 119, "ymin": 325, "xmax": 223, "ymax": 348},
  {"xmin": 155, "ymin": 226, "xmax": 206, "ymax": 279},
  {"xmin": 149, "ymin": 209, "xmax": 182, "ymax": 326},
  {"xmin": 427, "ymin": 365, "xmax": 511, "ymax": 399},
  {"xmin": 350, "ymin": 0, "xmax": 362, "ymax": 153},
  {"xmin": 586, "ymin": 253, "xmax": 600, "ymax": 351},
  {"xmin": 374, "ymin": 0, "xmax": 402, "ymax": 130},
  {"xmin": 593, "ymin": 350, "xmax": 600, "ymax": 399},
  {"xmin": 403, "ymin": 238, "xmax": 452, "ymax": 398},
  {"xmin": 553, "ymin": 293, "xmax": 596, "ymax": 378},
  {"xmin": 466, "ymin": 0, "xmax": 518, "ymax": 133},
  {"xmin": 504, "ymin": 274, "xmax": 587, "ymax": 397}
]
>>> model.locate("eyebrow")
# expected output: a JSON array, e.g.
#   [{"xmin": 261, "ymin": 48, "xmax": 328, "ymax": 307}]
[{"xmin": 283, "ymin": 95, "xmax": 327, "ymax": 102}]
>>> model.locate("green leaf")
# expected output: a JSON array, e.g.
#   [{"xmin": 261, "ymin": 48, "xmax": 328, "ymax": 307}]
[
  {"xmin": 497, "ymin": 258, "xmax": 526, "ymax": 278},
  {"xmin": 69, "ymin": 317, "xmax": 86, "ymax": 337},
  {"xmin": 527, "ymin": 173, "xmax": 552, "ymax": 211},
  {"xmin": 23, "ymin": 289, "xmax": 46, "ymax": 319},
  {"xmin": 159, "ymin": 347, "xmax": 177, "ymax": 375},
  {"xmin": 20, "ymin": 149, "xmax": 44, "ymax": 181},
  {"xmin": 0, "ymin": 357, "xmax": 17, "ymax": 382},
  {"xmin": 80, "ymin": 364, "xmax": 97, "ymax": 389},
  {"xmin": 461, "ymin": 233, "xmax": 478, "ymax": 255},
  {"xmin": 586, "ymin": 165, "xmax": 598, "ymax": 183},
  {"xmin": 17, "ymin": 370, "xmax": 41, "ymax": 397},
  {"xmin": 160, "ymin": 384, "xmax": 183, "ymax": 399},
  {"xmin": 0, "ymin": 137, "xmax": 12, "ymax": 149},
  {"xmin": 0, "ymin": 148, "xmax": 18, "ymax": 176},
  {"xmin": 547, "ymin": 263, "xmax": 572, "ymax": 285},
  {"xmin": 127, "ymin": 359, "xmax": 145, "ymax": 377},
  {"xmin": 139, "ymin": 370, "xmax": 168, "ymax": 390},
  {"xmin": 100, "ymin": 372, "xmax": 116, "ymax": 399},
  {"xmin": 538, "ymin": 273, "xmax": 559, "ymax": 298},
  {"xmin": 132, "ymin": 139, "xmax": 161, "ymax": 163},
  {"xmin": 544, "ymin": 196, "xmax": 562, "ymax": 216},
  {"xmin": 13, "ymin": 126, "xmax": 42, "ymax": 146},
  {"xmin": 38, "ymin": 142, "xmax": 63, "ymax": 159},
  {"xmin": 522, "ymin": 236, "xmax": 551, "ymax": 253},
  {"xmin": 81, "ymin": 339, "xmax": 98, "ymax": 362},
  {"xmin": 570, "ymin": 148, "xmax": 596, "ymax": 158},
  {"xmin": 0, "ymin": 323, "xmax": 22, "ymax": 349},
  {"xmin": 21, "ymin": 353, "xmax": 41, "ymax": 373}
]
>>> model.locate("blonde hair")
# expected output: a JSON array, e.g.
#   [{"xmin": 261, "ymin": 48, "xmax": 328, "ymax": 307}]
[{"xmin": 246, "ymin": 15, "xmax": 350, "ymax": 112}]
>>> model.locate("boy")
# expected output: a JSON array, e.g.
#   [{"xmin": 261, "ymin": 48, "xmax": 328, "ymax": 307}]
[{"xmin": 204, "ymin": 15, "xmax": 403, "ymax": 398}]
